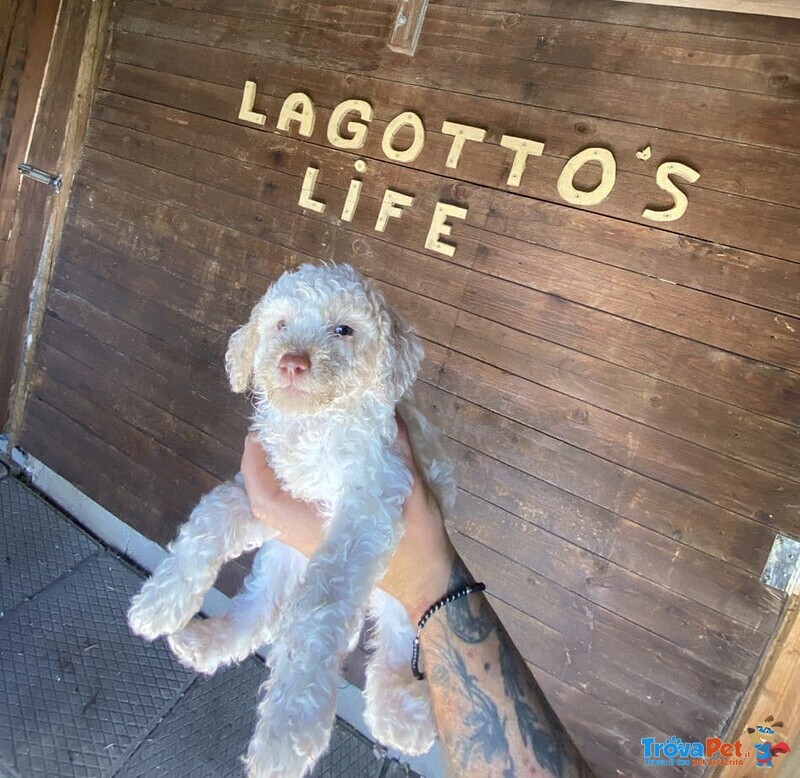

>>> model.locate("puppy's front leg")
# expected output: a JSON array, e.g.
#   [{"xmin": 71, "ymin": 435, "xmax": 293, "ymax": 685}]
[
  {"xmin": 364, "ymin": 589, "xmax": 436, "ymax": 755},
  {"xmin": 245, "ymin": 460, "xmax": 411, "ymax": 778},
  {"xmin": 128, "ymin": 481, "xmax": 276, "ymax": 641},
  {"xmin": 168, "ymin": 540, "xmax": 306, "ymax": 674}
]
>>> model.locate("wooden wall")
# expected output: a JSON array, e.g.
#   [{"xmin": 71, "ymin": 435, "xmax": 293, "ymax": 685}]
[{"xmin": 17, "ymin": 1, "xmax": 800, "ymax": 774}]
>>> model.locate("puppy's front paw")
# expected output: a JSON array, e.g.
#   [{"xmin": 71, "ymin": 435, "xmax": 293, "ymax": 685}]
[
  {"xmin": 127, "ymin": 583, "xmax": 192, "ymax": 641},
  {"xmin": 167, "ymin": 618, "xmax": 236, "ymax": 675},
  {"xmin": 365, "ymin": 667, "xmax": 436, "ymax": 756},
  {"xmin": 244, "ymin": 716, "xmax": 318, "ymax": 778},
  {"xmin": 127, "ymin": 588, "xmax": 168, "ymax": 641}
]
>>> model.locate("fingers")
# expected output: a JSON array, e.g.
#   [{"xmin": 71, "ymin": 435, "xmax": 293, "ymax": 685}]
[{"xmin": 394, "ymin": 411, "xmax": 425, "ymax": 483}]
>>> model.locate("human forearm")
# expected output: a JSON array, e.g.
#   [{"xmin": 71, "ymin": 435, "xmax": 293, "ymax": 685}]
[{"xmin": 418, "ymin": 555, "xmax": 594, "ymax": 778}]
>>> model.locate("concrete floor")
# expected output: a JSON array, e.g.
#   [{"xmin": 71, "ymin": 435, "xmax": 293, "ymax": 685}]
[{"xmin": 0, "ymin": 472, "xmax": 412, "ymax": 777}]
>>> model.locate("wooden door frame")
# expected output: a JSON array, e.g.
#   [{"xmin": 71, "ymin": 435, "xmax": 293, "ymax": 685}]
[
  {"xmin": 0, "ymin": 0, "xmax": 112, "ymax": 444},
  {"xmin": 710, "ymin": 592, "xmax": 800, "ymax": 777}
]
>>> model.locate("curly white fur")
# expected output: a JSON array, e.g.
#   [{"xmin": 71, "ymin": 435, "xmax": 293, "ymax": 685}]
[{"xmin": 127, "ymin": 263, "xmax": 456, "ymax": 777}]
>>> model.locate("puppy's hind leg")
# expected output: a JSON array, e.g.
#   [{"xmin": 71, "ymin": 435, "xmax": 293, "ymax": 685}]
[
  {"xmin": 168, "ymin": 541, "xmax": 306, "ymax": 675},
  {"xmin": 128, "ymin": 482, "xmax": 276, "ymax": 641},
  {"xmin": 364, "ymin": 589, "xmax": 436, "ymax": 755}
]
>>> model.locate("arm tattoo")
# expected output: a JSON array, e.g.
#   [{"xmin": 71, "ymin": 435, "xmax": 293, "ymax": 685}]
[
  {"xmin": 440, "ymin": 639, "xmax": 515, "ymax": 778},
  {"xmin": 446, "ymin": 555, "xmax": 494, "ymax": 643},
  {"xmin": 500, "ymin": 637, "xmax": 565, "ymax": 776}
]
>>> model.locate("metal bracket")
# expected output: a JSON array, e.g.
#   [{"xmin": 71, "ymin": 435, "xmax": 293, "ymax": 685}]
[
  {"xmin": 762, "ymin": 533, "xmax": 800, "ymax": 595},
  {"xmin": 388, "ymin": 0, "xmax": 429, "ymax": 56},
  {"xmin": 18, "ymin": 162, "xmax": 62, "ymax": 194}
]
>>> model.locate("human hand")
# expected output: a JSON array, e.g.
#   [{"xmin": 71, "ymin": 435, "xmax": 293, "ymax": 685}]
[{"xmin": 240, "ymin": 415, "xmax": 456, "ymax": 623}]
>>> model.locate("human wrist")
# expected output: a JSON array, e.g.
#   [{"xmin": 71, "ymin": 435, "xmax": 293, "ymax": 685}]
[{"xmin": 403, "ymin": 542, "xmax": 457, "ymax": 625}]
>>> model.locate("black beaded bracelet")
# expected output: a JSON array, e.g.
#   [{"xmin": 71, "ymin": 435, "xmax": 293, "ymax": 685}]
[{"xmin": 411, "ymin": 582, "xmax": 486, "ymax": 680}]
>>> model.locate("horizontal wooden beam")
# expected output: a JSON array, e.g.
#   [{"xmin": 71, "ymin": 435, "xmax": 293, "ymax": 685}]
[{"xmin": 613, "ymin": 0, "xmax": 800, "ymax": 19}]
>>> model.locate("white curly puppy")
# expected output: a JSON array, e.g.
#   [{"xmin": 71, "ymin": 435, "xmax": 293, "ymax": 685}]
[{"xmin": 127, "ymin": 263, "xmax": 456, "ymax": 777}]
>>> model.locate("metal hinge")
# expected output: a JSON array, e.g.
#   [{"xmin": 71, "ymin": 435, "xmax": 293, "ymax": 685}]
[
  {"xmin": 762, "ymin": 533, "xmax": 800, "ymax": 595},
  {"xmin": 18, "ymin": 163, "xmax": 62, "ymax": 194}
]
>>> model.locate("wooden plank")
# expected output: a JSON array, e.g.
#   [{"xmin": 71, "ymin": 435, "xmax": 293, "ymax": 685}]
[
  {"xmin": 387, "ymin": 0, "xmax": 429, "ymax": 56},
  {"xmin": 417, "ymin": 381, "xmax": 784, "ymax": 627},
  {"xmin": 59, "ymin": 176, "xmax": 784, "ymax": 596},
  {"xmin": 74, "ymin": 147, "xmax": 472, "ymax": 311},
  {"xmin": 73, "ymin": 174, "xmax": 797, "ymax": 497},
  {"xmin": 454, "ymin": 488, "xmax": 768, "ymax": 665},
  {"xmin": 63, "ymin": 198, "xmax": 461, "ymax": 350},
  {"xmin": 209, "ymin": 0, "xmax": 800, "ymax": 94},
  {"xmin": 613, "ymin": 0, "xmax": 800, "ymax": 20},
  {"xmin": 0, "ymin": 0, "xmax": 29, "ymax": 183},
  {"xmin": 433, "ymin": 0, "xmax": 800, "ymax": 45},
  {"xmin": 462, "ymin": 270, "xmax": 800, "ymax": 427},
  {"xmin": 37, "ymin": 340, "xmax": 239, "ymax": 478},
  {"xmin": 451, "ymin": 531, "xmax": 749, "ymax": 714},
  {"xmin": 437, "ymin": 348, "xmax": 800, "ymax": 533},
  {"xmin": 461, "ymin": 575, "xmax": 721, "ymax": 777},
  {"xmin": 75, "ymin": 137, "xmax": 800, "ymax": 429},
  {"xmin": 75, "ymin": 135, "xmax": 797, "ymax": 430},
  {"xmin": 114, "ymin": 4, "xmax": 800, "ymax": 152},
  {"xmin": 58, "ymin": 225, "xmax": 253, "ymax": 360},
  {"xmin": 34, "ymin": 368, "xmax": 220, "ymax": 506},
  {"xmin": 124, "ymin": 0, "xmax": 800, "ymax": 92},
  {"xmin": 450, "ymin": 312, "xmax": 800, "ymax": 492},
  {"xmin": 21, "ymin": 393, "xmax": 204, "ymax": 546},
  {"xmin": 459, "ymin": 226, "xmax": 800, "ymax": 375},
  {"xmin": 41, "ymin": 291, "xmax": 246, "ymax": 451}
]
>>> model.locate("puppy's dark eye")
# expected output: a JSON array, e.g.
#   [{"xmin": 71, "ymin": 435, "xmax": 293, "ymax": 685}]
[
  {"xmin": 277, "ymin": 320, "xmax": 287, "ymax": 331},
  {"xmin": 334, "ymin": 324, "xmax": 354, "ymax": 337}
]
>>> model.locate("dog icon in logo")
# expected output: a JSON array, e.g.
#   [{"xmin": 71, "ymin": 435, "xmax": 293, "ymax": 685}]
[{"xmin": 746, "ymin": 715, "xmax": 791, "ymax": 768}]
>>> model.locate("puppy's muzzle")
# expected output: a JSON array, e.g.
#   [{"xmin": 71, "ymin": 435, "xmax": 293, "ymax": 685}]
[{"xmin": 279, "ymin": 352, "xmax": 311, "ymax": 387}]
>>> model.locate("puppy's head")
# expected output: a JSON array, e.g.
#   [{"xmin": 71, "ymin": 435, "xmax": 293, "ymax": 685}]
[{"xmin": 226, "ymin": 263, "xmax": 423, "ymax": 414}]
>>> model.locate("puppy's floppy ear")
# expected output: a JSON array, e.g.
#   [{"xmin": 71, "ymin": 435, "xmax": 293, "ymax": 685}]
[
  {"xmin": 225, "ymin": 320, "xmax": 258, "ymax": 393},
  {"xmin": 387, "ymin": 307, "xmax": 423, "ymax": 399},
  {"xmin": 370, "ymin": 284, "xmax": 423, "ymax": 403}
]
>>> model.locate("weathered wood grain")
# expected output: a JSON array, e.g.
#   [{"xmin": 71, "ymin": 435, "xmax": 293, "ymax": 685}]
[
  {"xmin": 437, "ymin": 349, "xmax": 800, "ymax": 531},
  {"xmin": 450, "ymin": 313, "xmax": 800, "ymax": 491},
  {"xmin": 38, "ymin": 340, "xmax": 239, "ymax": 478},
  {"xmin": 454, "ymin": 489, "xmax": 768, "ymax": 665},
  {"xmin": 418, "ymin": 381, "xmax": 784, "ymax": 626},
  {"xmin": 81, "ymin": 112, "xmax": 800, "ymax": 380},
  {"xmin": 451, "ymin": 531, "xmax": 749, "ymax": 712},
  {"xmin": 431, "ymin": 0, "xmax": 800, "ymax": 44},
  {"xmin": 114, "ymin": 3, "xmax": 800, "ymax": 151},
  {"xmin": 125, "ymin": 0, "xmax": 800, "ymax": 95},
  {"xmin": 92, "ymin": 74, "xmax": 800, "ymax": 317},
  {"xmin": 103, "ymin": 36, "xmax": 800, "ymax": 264},
  {"xmin": 107, "ymin": 37, "xmax": 800, "ymax": 212}
]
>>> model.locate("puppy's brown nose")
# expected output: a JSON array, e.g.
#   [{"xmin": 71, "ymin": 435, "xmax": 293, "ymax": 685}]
[{"xmin": 279, "ymin": 352, "xmax": 311, "ymax": 378}]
